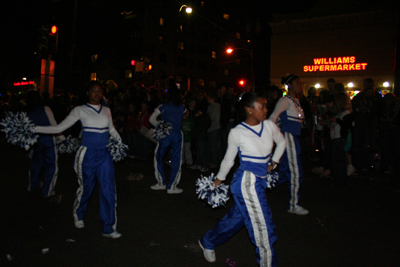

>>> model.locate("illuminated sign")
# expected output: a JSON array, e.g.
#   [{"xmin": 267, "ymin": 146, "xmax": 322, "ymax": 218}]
[
  {"xmin": 303, "ymin": 56, "xmax": 367, "ymax": 72},
  {"xmin": 14, "ymin": 81, "xmax": 35, "ymax": 86}
]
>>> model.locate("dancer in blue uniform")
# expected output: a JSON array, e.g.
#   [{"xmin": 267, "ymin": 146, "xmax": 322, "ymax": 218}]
[
  {"xmin": 25, "ymin": 90, "xmax": 59, "ymax": 197},
  {"xmin": 269, "ymin": 74, "xmax": 309, "ymax": 215},
  {"xmin": 149, "ymin": 82, "xmax": 186, "ymax": 194},
  {"xmin": 199, "ymin": 92, "xmax": 286, "ymax": 267},
  {"xmin": 35, "ymin": 81, "xmax": 122, "ymax": 238}
]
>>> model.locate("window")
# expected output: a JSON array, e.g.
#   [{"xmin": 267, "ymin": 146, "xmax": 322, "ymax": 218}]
[
  {"xmin": 177, "ymin": 41, "xmax": 184, "ymax": 50},
  {"xmin": 90, "ymin": 73, "xmax": 97, "ymax": 81},
  {"xmin": 159, "ymin": 17, "xmax": 164, "ymax": 25},
  {"xmin": 223, "ymin": 13, "xmax": 229, "ymax": 20},
  {"xmin": 224, "ymin": 69, "xmax": 229, "ymax": 76},
  {"xmin": 198, "ymin": 78, "xmax": 205, "ymax": 86},
  {"xmin": 159, "ymin": 35, "xmax": 166, "ymax": 45},
  {"xmin": 236, "ymin": 32, "xmax": 241, "ymax": 39},
  {"xmin": 125, "ymin": 70, "xmax": 133, "ymax": 78},
  {"xmin": 211, "ymin": 51, "xmax": 217, "ymax": 59},
  {"xmin": 91, "ymin": 54, "xmax": 98, "ymax": 63}
]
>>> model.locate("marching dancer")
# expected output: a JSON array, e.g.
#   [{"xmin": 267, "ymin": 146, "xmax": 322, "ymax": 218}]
[
  {"xmin": 198, "ymin": 92, "xmax": 286, "ymax": 267},
  {"xmin": 35, "ymin": 81, "xmax": 122, "ymax": 238},
  {"xmin": 25, "ymin": 90, "xmax": 59, "ymax": 197},
  {"xmin": 149, "ymin": 81, "xmax": 186, "ymax": 194},
  {"xmin": 269, "ymin": 74, "xmax": 309, "ymax": 215}
]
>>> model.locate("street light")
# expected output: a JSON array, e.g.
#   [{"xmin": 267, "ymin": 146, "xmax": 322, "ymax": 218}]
[
  {"xmin": 173, "ymin": 5, "xmax": 192, "ymax": 78},
  {"xmin": 226, "ymin": 47, "xmax": 254, "ymax": 91},
  {"xmin": 179, "ymin": 5, "xmax": 192, "ymax": 14}
]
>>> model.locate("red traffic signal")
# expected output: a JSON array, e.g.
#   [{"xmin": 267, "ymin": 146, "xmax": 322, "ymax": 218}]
[
  {"xmin": 131, "ymin": 60, "xmax": 136, "ymax": 66},
  {"xmin": 239, "ymin": 80, "xmax": 245, "ymax": 86},
  {"xmin": 49, "ymin": 25, "xmax": 57, "ymax": 35}
]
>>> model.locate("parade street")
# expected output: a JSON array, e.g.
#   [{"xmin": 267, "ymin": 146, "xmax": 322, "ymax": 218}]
[{"xmin": 1, "ymin": 140, "xmax": 399, "ymax": 267}]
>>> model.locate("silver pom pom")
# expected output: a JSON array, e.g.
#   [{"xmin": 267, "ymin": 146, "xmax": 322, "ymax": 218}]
[
  {"xmin": 107, "ymin": 137, "xmax": 128, "ymax": 162},
  {"xmin": 152, "ymin": 120, "xmax": 173, "ymax": 141},
  {"xmin": 0, "ymin": 112, "xmax": 38, "ymax": 150},
  {"xmin": 196, "ymin": 173, "xmax": 230, "ymax": 208},
  {"xmin": 56, "ymin": 136, "xmax": 81, "ymax": 154}
]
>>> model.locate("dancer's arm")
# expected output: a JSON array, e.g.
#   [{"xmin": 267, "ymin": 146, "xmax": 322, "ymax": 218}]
[
  {"xmin": 269, "ymin": 98, "xmax": 288, "ymax": 123},
  {"xmin": 108, "ymin": 108, "xmax": 121, "ymax": 140},
  {"xmin": 36, "ymin": 107, "xmax": 80, "ymax": 134},
  {"xmin": 214, "ymin": 129, "xmax": 239, "ymax": 185}
]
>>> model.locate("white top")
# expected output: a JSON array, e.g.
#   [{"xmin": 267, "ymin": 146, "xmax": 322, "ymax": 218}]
[
  {"xmin": 36, "ymin": 104, "xmax": 120, "ymax": 140},
  {"xmin": 216, "ymin": 120, "xmax": 286, "ymax": 181}
]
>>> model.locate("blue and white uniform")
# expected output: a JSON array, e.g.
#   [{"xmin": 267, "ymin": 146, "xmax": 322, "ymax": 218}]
[
  {"xmin": 149, "ymin": 102, "xmax": 186, "ymax": 190},
  {"xmin": 200, "ymin": 120, "xmax": 286, "ymax": 267},
  {"xmin": 269, "ymin": 95, "xmax": 305, "ymax": 210},
  {"xmin": 28, "ymin": 106, "xmax": 58, "ymax": 197},
  {"xmin": 36, "ymin": 104, "xmax": 121, "ymax": 234}
]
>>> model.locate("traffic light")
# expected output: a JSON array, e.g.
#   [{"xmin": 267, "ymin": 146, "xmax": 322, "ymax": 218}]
[
  {"xmin": 38, "ymin": 24, "xmax": 58, "ymax": 58},
  {"xmin": 239, "ymin": 80, "xmax": 245, "ymax": 86},
  {"xmin": 49, "ymin": 25, "xmax": 57, "ymax": 35}
]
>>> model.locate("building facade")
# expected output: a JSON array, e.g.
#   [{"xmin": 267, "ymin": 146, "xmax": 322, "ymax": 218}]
[{"xmin": 270, "ymin": 9, "xmax": 398, "ymax": 95}]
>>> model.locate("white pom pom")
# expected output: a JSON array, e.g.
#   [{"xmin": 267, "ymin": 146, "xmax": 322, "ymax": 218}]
[
  {"xmin": 196, "ymin": 173, "xmax": 230, "ymax": 208},
  {"xmin": 56, "ymin": 136, "xmax": 81, "ymax": 154},
  {"xmin": 266, "ymin": 171, "xmax": 279, "ymax": 188},
  {"xmin": 0, "ymin": 112, "xmax": 38, "ymax": 150},
  {"xmin": 107, "ymin": 137, "xmax": 128, "ymax": 162},
  {"xmin": 152, "ymin": 120, "xmax": 173, "ymax": 140}
]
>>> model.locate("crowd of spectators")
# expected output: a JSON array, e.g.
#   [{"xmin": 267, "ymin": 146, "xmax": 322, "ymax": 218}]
[{"xmin": 1, "ymin": 77, "xmax": 400, "ymax": 178}]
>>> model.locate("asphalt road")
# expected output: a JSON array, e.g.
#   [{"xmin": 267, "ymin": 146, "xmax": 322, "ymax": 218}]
[{"xmin": 1, "ymin": 140, "xmax": 399, "ymax": 267}]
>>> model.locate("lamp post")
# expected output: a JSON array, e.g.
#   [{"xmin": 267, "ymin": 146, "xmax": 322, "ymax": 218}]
[
  {"xmin": 173, "ymin": 5, "xmax": 192, "ymax": 78},
  {"xmin": 226, "ymin": 47, "xmax": 254, "ymax": 91}
]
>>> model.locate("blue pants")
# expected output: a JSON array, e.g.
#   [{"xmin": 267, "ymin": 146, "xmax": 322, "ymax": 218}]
[
  {"xmin": 200, "ymin": 170, "xmax": 278, "ymax": 267},
  {"xmin": 73, "ymin": 146, "xmax": 117, "ymax": 234},
  {"xmin": 276, "ymin": 132, "xmax": 303, "ymax": 210},
  {"xmin": 28, "ymin": 136, "xmax": 58, "ymax": 197},
  {"xmin": 153, "ymin": 130, "xmax": 183, "ymax": 190}
]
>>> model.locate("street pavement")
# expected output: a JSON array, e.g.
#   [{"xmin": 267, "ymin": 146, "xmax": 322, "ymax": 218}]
[{"xmin": 1, "ymin": 140, "xmax": 399, "ymax": 267}]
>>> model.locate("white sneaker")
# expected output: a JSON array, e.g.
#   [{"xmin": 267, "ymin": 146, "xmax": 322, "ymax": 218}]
[
  {"xmin": 167, "ymin": 187, "xmax": 183, "ymax": 194},
  {"xmin": 347, "ymin": 165, "xmax": 356, "ymax": 176},
  {"xmin": 74, "ymin": 220, "xmax": 84, "ymax": 229},
  {"xmin": 288, "ymin": 205, "xmax": 309, "ymax": 215},
  {"xmin": 198, "ymin": 240, "xmax": 216, "ymax": 263},
  {"xmin": 102, "ymin": 231, "xmax": 122, "ymax": 239},
  {"xmin": 150, "ymin": 184, "xmax": 166, "ymax": 190}
]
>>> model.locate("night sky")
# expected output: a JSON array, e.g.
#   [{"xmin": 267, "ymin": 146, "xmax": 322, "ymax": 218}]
[{"xmin": 0, "ymin": 0, "xmax": 396, "ymax": 90}]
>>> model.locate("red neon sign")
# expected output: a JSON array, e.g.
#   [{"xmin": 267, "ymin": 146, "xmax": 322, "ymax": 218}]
[
  {"xmin": 14, "ymin": 81, "xmax": 35, "ymax": 86},
  {"xmin": 303, "ymin": 56, "xmax": 368, "ymax": 72}
]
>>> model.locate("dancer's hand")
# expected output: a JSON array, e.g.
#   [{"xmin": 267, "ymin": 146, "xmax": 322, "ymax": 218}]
[
  {"xmin": 212, "ymin": 178, "xmax": 222, "ymax": 187},
  {"xmin": 268, "ymin": 161, "xmax": 278, "ymax": 172}
]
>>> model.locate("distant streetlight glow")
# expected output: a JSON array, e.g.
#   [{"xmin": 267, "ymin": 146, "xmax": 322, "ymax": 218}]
[
  {"xmin": 383, "ymin": 81, "xmax": 390, "ymax": 87},
  {"xmin": 347, "ymin": 82, "xmax": 354, "ymax": 88},
  {"xmin": 22, "ymin": 77, "xmax": 27, "ymax": 80},
  {"xmin": 315, "ymin": 83, "xmax": 321, "ymax": 89},
  {"xmin": 226, "ymin": 48, "xmax": 233, "ymax": 54}
]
